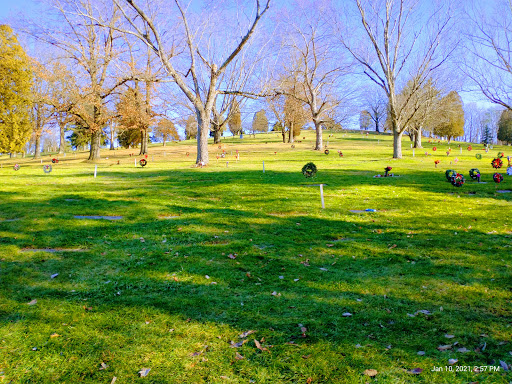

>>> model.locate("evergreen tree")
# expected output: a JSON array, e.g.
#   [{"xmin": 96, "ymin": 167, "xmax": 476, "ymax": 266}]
[
  {"xmin": 498, "ymin": 109, "xmax": 512, "ymax": 144},
  {"xmin": 481, "ymin": 125, "xmax": 493, "ymax": 145},
  {"xmin": 252, "ymin": 110, "xmax": 268, "ymax": 133},
  {"xmin": 433, "ymin": 91, "xmax": 465, "ymax": 142},
  {"xmin": 227, "ymin": 100, "xmax": 242, "ymax": 136},
  {"xmin": 0, "ymin": 25, "xmax": 32, "ymax": 156}
]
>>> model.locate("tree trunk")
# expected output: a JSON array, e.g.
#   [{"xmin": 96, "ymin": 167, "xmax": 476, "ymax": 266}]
[
  {"xmin": 314, "ymin": 119, "xmax": 323, "ymax": 150},
  {"xmin": 282, "ymin": 130, "xmax": 286, "ymax": 143},
  {"xmin": 414, "ymin": 129, "xmax": 422, "ymax": 148},
  {"xmin": 34, "ymin": 134, "xmax": 41, "ymax": 159},
  {"xmin": 109, "ymin": 125, "xmax": 115, "ymax": 150},
  {"xmin": 88, "ymin": 130, "xmax": 101, "ymax": 161},
  {"xmin": 288, "ymin": 123, "xmax": 294, "ymax": 143},
  {"xmin": 139, "ymin": 129, "xmax": 148, "ymax": 155},
  {"xmin": 375, "ymin": 116, "xmax": 380, "ymax": 132},
  {"xmin": 59, "ymin": 122, "xmax": 66, "ymax": 154},
  {"xmin": 196, "ymin": 110, "xmax": 210, "ymax": 165},
  {"xmin": 213, "ymin": 127, "xmax": 222, "ymax": 144},
  {"xmin": 162, "ymin": 136, "xmax": 166, "ymax": 146},
  {"xmin": 393, "ymin": 130, "xmax": 403, "ymax": 159}
]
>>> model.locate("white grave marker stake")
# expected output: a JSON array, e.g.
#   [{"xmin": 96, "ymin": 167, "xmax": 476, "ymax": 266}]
[
  {"xmin": 94, "ymin": 164, "xmax": 97, "ymax": 178},
  {"xmin": 460, "ymin": 147, "xmax": 462, "ymax": 154},
  {"xmin": 226, "ymin": 161, "xmax": 229, "ymax": 167},
  {"xmin": 413, "ymin": 149, "xmax": 415, "ymax": 157},
  {"xmin": 152, "ymin": 155, "xmax": 154, "ymax": 162},
  {"xmin": 263, "ymin": 161, "xmax": 265, "ymax": 173},
  {"xmin": 320, "ymin": 184, "xmax": 325, "ymax": 209},
  {"xmin": 134, "ymin": 158, "xmax": 136, "ymax": 167}
]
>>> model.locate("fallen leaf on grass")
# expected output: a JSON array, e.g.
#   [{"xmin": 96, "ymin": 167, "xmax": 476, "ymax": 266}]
[
  {"xmin": 326, "ymin": 244, "xmax": 334, "ymax": 247},
  {"xmin": 302, "ymin": 354, "xmax": 311, "ymax": 359},
  {"xmin": 111, "ymin": 377, "xmax": 116, "ymax": 384},
  {"xmin": 417, "ymin": 351, "xmax": 425, "ymax": 356},
  {"xmin": 239, "ymin": 330, "xmax": 255, "ymax": 338},
  {"xmin": 408, "ymin": 368, "xmax": 423, "ymax": 374},
  {"xmin": 228, "ymin": 254, "xmax": 236, "ymax": 259},
  {"xmin": 388, "ymin": 244, "xmax": 397, "ymax": 249},
  {"xmin": 437, "ymin": 345, "xmax": 452, "ymax": 351},
  {"xmin": 363, "ymin": 369, "xmax": 378, "ymax": 377},
  {"xmin": 229, "ymin": 340, "xmax": 247, "ymax": 348},
  {"xmin": 235, "ymin": 352, "xmax": 244, "ymax": 360},
  {"xmin": 306, "ymin": 378, "xmax": 313, "ymax": 384},
  {"xmin": 138, "ymin": 368, "xmax": 151, "ymax": 377},
  {"xmin": 271, "ymin": 291, "xmax": 281, "ymax": 297},
  {"xmin": 50, "ymin": 273, "xmax": 59, "ymax": 279},
  {"xmin": 27, "ymin": 299, "xmax": 37, "ymax": 306},
  {"xmin": 319, "ymin": 267, "xmax": 328, "ymax": 271},
  {"xmin": 301, "ymin": 259, "xmax": 310, "ymax": 266},
  {"xmin": 445, "ymin": 334, "xmax": 455, "ymax": 339},
  {"xmin": 448, "ymin": 359, "xmax": 458, "ymax": 365},
  {"xmin": 342, "ymin": 312, "xmax": 352, "ymax": 317},
  {"xmin": 99, "ymin": 362, "xmax": 108, "ymax": 370},
  {"xmin": 254, "ymin": 339, "xmax": 269, "ymax": 352},
  {"xmin": 83, "ymin": 306, "xmax": 93, "ymax": 311},
  {"xmin": 190, "ymin": 351, "xmax": 202, "ymax": 357},
  {"xmin": 50, "ymin": 333, "xmax": 60, "ymax": 338},
  {"xmin": 220, "ymin": 376, "xmax": 229, "ymax": 380},
  {"xmin": 457, "ymin": 347, "xmax": 470, "ymax": 353},
  {"xmin": 499, "ymin": 360, "xmax": 509, "ymax": 371},
  {"xmin": 415, "ymin": 310, "xmax": 431, "ymax": 315}
]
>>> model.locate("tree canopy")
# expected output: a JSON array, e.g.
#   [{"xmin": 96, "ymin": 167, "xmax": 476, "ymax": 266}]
[{"xmin": 0, "ymin": 25, "xmax": 32, "ymax": 155}]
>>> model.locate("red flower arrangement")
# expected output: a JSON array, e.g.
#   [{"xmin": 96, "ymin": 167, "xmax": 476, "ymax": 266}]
[
  {"xmin": 493, "ymin": 173, "xmax": 504, "ymax": 183},
  {"xmin": 467, "ymin": 145, "xmax": 472, "ymax": 151},
  {"xmin": 434, "ymin": 160, "xmax": 440, "ymax": 167},
  {"xmin": 433, "ymin": 146, "xmax": 437, "ymax": 151},
  {"xmin": 492, "ymin": 158, "xmax": 503, "ymax": 169},
  {"xmin": 52, "ymin": 158, "xmax": 59, "ymax": 163}
]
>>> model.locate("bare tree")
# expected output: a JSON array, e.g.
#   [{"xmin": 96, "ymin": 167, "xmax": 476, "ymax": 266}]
[
  {"xmin": 25, "ymin": 0, "xmax": 135, "ymax": 161},
  {"xmin": 274, "ymin": 1, "xmax": 351, "ymax": 150},
  {"xmin": 101, "ymin": 0, "xmax": 271, "ymax": 165},
  {"xmin": 463, "ymin": 2, "xmax": 512, "ymax": 111},
  {"xmin": 336, "ymin": 0, "xmax": 457, "ymax": 158},
  {"xmin": 360, "ymin": 85, "xmax": 387, "ymax": 132}
]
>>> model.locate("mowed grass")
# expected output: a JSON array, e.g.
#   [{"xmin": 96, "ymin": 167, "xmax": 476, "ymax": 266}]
[{"xmin": 0, "ymin": 131, "xmax": 511, "ymax": 383}]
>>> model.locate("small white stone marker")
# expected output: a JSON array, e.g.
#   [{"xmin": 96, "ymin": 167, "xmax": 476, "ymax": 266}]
[
  {"xmin": 262, "ymin": 161, "xmax": 265, "ymax": 173},
  {"xmin": 134, "ymin": 158, "xmax": 136, "ymax": 167},
  {"xmin": 320, "ymin": 184, "xmax": 325, "ymax": 209},
  {"xmin": 226, "ymin": 161, "xmax": 229, "ymax": 167},
  {"xmin": 94, "ymin": 164, "xmax": 97, "ymax": 178},
  {"xmin": 413, "ymin": 149, "xmax": 415, "ymax": 157}
]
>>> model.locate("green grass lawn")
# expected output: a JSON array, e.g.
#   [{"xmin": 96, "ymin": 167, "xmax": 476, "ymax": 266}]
[{"xmin": 0, "ymin": 131, "xmax": 511, "ymax": 383}]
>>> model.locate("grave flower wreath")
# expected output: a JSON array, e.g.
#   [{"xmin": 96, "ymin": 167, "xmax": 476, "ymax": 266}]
[
  {"xmin": 497, "ymin": 152, "xmax": 504, "ymax": 158},
  {"xmin": 43, "ymin": 164, "xmax": 52, "ymax": 173},
  {"xmin": 302, "ymin": 162, "xmax": 317, "ymax": 178},
  {"xmin": 469, "ymin": 168, "xmax": 480, "ymax": 180},
  {"xmin": 475, "ymin": 153, "xmax": 482, "ymax": 160},
  {"xmin": 493, "ymin": 173, "xmax": 504, "ymax": 183},
  {"xmin": 13, "ymin": 164, "xmax": 20, "ymax": 171},
  {"xmin": 445, "ymin": 169, "xmax": 457, "ymax": 181},
  {"xmin": 52, "ymin": 158, "xmax": 58, "ymax": 163},
  {"xmin": 324, "ymin": 149, "xmax": 329, "ymax": 155},
  {"xmin": 139, "ymin": 159, "xmax": 147, "ymax": 167},
  {"xmin": 491, "ymin": 158, "xmax": 503, "ymax": 169},
  {"xmin": 451, "ymin": 173, "xmax": 465, "ymax": 187}
]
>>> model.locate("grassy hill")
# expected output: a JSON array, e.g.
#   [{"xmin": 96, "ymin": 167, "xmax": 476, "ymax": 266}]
[{"xmin": 0, "ymin": 131, "xmax": 511, "ymax": 383}]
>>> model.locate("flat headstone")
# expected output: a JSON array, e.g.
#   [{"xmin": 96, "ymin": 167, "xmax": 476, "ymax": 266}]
[
  {"xmin": 349, "ymin": 209, "xmax": 377, "ymax": 213},
  {"xmin": 497, "ymin": 190, "xmax": 512, "ymax": 193},
  {"xmin": 0, "ymin": 218, "xmax": 20, "ymax": 223},
  {"xmin": 65, "ymin": 199, "xmax": 79, "ymax": 202},
  {"xmin": 21, "ymin": 248, "xmax": 87, "ymax": 253},
  {"xmin": 74, "ymin": 215, "xmax": 123, "ymax": 220}
]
